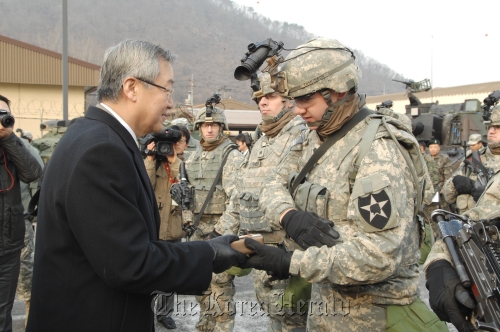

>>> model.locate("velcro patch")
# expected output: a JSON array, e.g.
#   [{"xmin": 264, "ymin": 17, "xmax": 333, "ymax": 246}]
[{"xmin": 358, "ymin": 190, "xmax": 392, "ymax": 230}]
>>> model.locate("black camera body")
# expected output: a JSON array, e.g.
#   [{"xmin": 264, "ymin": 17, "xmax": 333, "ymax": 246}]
[
  {"xmin": 482, "ymin": 90, "xmax": 500, "ymax": 122},
  {"xmin": 139, "ymin": 129, "xmax": 182, "ymax": 158},
  {"xmin": 0, "ymin": 109, "xmax": 15, "ymax": 128}
]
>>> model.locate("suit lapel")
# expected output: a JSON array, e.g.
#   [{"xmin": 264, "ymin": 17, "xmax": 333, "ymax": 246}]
[{"xmin": 85, "ymin": 106, "xmax": 160, "ymax": 233}]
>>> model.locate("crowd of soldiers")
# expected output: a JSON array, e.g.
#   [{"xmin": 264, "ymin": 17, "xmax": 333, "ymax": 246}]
[{"xmin": 3, "ymin": 37, "xmax": 499, "ymax": 332}]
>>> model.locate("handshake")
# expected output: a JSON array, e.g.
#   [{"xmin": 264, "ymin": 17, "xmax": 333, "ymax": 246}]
[{"xmin": 207, "ymin": 210, "xmax": 340, "ymax": 277}]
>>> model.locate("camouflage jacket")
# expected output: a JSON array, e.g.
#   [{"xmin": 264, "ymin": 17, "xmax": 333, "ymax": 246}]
[
  {"xmin": 424, "ymin": 169, "xmax": 500, "ymax": 272},
  {"xmin": 423, "ymin": 153, "xmax": 439, "ymax": 190},
  {"xmin": 443, "ymin": 147, "xmax": 500, "ymax": 213},
  {"xmin": 185, "ymin": 140, "xmax": 243, "ymax": 236},
  {"xmin": 432, "ymin": 153, "xmax": 453, "ymax": 189},
  {"xmin": 222, "ymin": 115, "xmax": 307, "ymax": 239},
  {"xmin": 260, "ymin": 112, "xmax": 423, "ymax": 318}
]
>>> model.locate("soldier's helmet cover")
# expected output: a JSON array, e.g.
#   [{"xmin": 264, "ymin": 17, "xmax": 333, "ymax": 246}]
[
  {"xmin": 252, "ymin": 72, "xmax": 287, "ymax": 101},
  {"xmin": 489, "ymin": 105, "xmax": 500, "ymax": 126},
  {"xmin": 279, "ymin": 38, "xmax": 361, "ymax": 98},
  {"xmin": 194, "ymin": 106, "xmax": 229, "ymax": 131}
]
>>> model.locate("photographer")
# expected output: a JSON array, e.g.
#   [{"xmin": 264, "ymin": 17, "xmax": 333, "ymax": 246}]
[
  {"xmin": 0, "ymin": 94, "xmax": 42, "ymax": 331},
  {"xmin": 143, "ymin": 125, "xmax": 189, "ymax": 330}
]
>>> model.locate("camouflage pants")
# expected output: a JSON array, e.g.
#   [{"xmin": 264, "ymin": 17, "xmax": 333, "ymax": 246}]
[
  {"xmin": 253, "ymin": 269, "xmax": 307, "ymax": 332},
  {"xmin": 16, "ymin": 219, "xmax": 34, "ymax": 302},
  {"xmin": 192, "ymin": 227, "xmax": 235, "ymax": 332}
]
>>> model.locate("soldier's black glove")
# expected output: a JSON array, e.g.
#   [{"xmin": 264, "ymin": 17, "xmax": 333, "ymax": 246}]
[
  {"xmin": 426, "ymin": 260, "xmax": 475, "ymax": 332},
  {"xmin": 281, "ymin": 210, "xmax": 339, "ymax": 249},
  {"xmin": 452, "ymin": 176, "xmax": 475, "ymax": 195},
  {"xmin": 471, "ymin": 185, "xmax": 486, "ymax": 202},
  {"xmin": 169, "ymin": 183, "xmax": 182, "ymax": 205},
  {"xmin": 209, "ymin": 230, "xmax": 221, "ymax": 239},
  {"xmin": 207, "ymin": 235, "xmax": 246, "ymax": 274},
  {"xmin": 239, "ymin": 238, "xmax": 292, "ymax": 280}
]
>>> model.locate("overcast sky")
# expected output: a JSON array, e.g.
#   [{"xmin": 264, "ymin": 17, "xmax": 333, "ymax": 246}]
[{"xmin": 231, "ymin": 0, "xmax": 499, "ymax": 89}]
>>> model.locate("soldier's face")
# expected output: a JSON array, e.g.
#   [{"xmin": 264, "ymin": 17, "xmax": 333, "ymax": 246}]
[
  {"xmin": 293, "ymin": 90, "xmax": 344, "ymax": 130},
  {"xmin": 469, "ymin": 142, "xmax": 483, "ymax": 152},
  {"xmin": 200, "ymin": 122, "xmax": 221, "ymax": 140},
  {"xmin": 258, "ymin": 93, "xmax": 284, "ymax": 118},
  {"xmin": 488, "ymin": 125, "xmax": 500, "ymax": 143},
  {"xmin": 419, "ymin": 145, "xmax": 426, "ymax": 153},
  {"xmin": 428, "ymin": 144, "xmax": 440, "ymax": 157}
]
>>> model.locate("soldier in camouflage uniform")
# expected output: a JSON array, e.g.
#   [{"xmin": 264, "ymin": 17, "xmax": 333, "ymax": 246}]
[
  {"xmin": 185, "ymin": 107, "xmax": 243, "ymax": 332},
  {"xmin": 223, "ymin": 72, "xmax": 308, "ymax": 331},
  {"xmin": 17, "ymin": 137, "xmax": 44, "ymax": 326},
  {"xmin": 443, "ymin": 131, "xmax": 500, "ymax": 214},
  {"xmin": 239, "ymin": 38, "xmax": 446, "ymax": 331},
  {"xmin": 424, "ymin": 105, "xmax": 500, "ymax": 331}
]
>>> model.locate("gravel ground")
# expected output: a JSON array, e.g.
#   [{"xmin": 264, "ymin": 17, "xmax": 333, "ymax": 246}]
[{"xmin": 12, "ymin": 268, "xmax": 457, "ymax": 331}]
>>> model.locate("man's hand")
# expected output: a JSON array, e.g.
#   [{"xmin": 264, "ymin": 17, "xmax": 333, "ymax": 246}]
[
  {"xmin": 0, "ymin": 124, "xmax": 13, "ymax": 140},
  {"xmin": 146, "ymin": 142, "xmax": 156, "ymax": 161},
  {"xmin": 239, "ymin": 238, "xmax": 291, "ymax": 280},
  {"xmin": 452, "ymin": 176, "xmax": 475, "ymax": 195},
  {"xmin": 281, "ymin": 210, "xmax": 339, "ymax": 249},
  {"xmin": 426, "ymin": 260, "xmax": 475, "ymax": 332},
  {"xmin": 207, "ymin": 235, "xmax": 246, "ymax": 274}
]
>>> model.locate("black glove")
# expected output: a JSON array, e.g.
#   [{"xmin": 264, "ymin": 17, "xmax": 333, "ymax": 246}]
[
  {"xmin": 471, "ymin": 185, "xmax": 486, "ymax": 202},
  {"xmin": 281, "ymin": 210, "xmax": 339, "ymax": 249},
  {"xmin": 239, "ymin": 238, "xmax": 292, "ymax": 280},
  {"xmin": 452, "ymin": 176, "xmax": 475, "ymax": 195},
  {"xmin": 169, "ymin": 183, "xmax": 182, "ymax": 205},
  {"xmin": 207, "ymin": 235, "xmax": 246, "ymax": 274},
  {"xmin": 209, "ymin": 230, "xmax": 221, "ymax": 239},
  {"xmin": 426, "ymin": 260, "xmax": 475, "ymax": 332}
]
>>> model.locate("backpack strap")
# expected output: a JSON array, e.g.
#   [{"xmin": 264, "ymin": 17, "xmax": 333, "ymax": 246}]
[{"xmin": 289, "ymin": 107, "xmax": 373, "ymax": 195}]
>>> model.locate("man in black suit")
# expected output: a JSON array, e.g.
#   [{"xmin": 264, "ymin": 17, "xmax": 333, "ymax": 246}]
[{"xmin": 26, "ymin": 40, "xmax": 245, "ymax": 332}]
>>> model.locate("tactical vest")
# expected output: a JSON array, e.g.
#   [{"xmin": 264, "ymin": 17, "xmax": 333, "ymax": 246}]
[
  {"xmin": 186, "ymin": 140, "xmax": 236, "ymax": 215},
  {"xmin": 239, "ymin": 120, "xmax": 306, "ymax": 235}
]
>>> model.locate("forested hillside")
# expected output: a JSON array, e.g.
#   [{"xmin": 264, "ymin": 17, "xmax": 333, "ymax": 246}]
[{"xmin": 1, "ymin": 0, "xmax": 407, "ymax": 103}]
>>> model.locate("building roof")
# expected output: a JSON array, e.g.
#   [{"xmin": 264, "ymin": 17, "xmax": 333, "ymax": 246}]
[
  {"xmin": 366, "ymin": 81, "xmax": 500, "ymax": 105},
  {"xmin": 192, "ymin": 98, "xmax": 258, "ymax": 110},
  {"xmin": 0, "ymin": 34, "xmax": 100, "ymax": 86}
]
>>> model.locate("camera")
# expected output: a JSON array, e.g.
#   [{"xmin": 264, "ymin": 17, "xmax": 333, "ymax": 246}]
[
  {"xmin": 0, "ymin": 109, "xmax": 15, "ymax": 128},
  {"xmin": 482, "ymin": 90, "xmax": 500, "ymax": 122},
  {"xmin": 139, "ymin": 129, "xmax": 182, "ymax": 158}
]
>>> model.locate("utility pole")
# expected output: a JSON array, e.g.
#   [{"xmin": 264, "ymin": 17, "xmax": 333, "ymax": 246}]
[
  {"xmin": 184, "ymin": 74, "xmax": 194, "ymax": 106},
  {"xmin": 62, "ymin": 0, "xmax": 68, "ymax": 123}
]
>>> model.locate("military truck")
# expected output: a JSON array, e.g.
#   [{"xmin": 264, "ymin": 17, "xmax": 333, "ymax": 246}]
[
  {"xmin": 31, "ymin": 120, "xmax": 68, "ymax": 164},
  {"xmin": 394, "ymin": 78, "xmax": 488, "ymax": 167}
]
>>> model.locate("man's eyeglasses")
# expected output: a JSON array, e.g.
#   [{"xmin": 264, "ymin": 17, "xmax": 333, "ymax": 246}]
[
  {"xmin": 135, "ymin": 77, "xmax": 174, "ymax": 99},
  {"xmin": 200, "ymin": 123, "xmax": 220, "ymax": 129}
]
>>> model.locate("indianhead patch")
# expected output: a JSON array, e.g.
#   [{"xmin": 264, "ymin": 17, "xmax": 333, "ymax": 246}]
[{"xmin": 358, "ymin": 190, "xmax": 392, "ymax": 229}]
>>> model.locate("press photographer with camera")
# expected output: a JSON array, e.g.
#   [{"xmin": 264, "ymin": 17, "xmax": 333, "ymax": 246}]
[
  {"xmin": 0, "ymin": 94, "xmax": 42, "ymax": 331},
  {"xmin": 142, "ymin": 125, "xmax": 189, "ymax": 329}
]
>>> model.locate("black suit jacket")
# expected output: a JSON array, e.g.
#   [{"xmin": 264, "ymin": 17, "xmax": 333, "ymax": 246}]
[{"xmin": 27, "ymin": 106, "xmax": 213, "ymax": 332}]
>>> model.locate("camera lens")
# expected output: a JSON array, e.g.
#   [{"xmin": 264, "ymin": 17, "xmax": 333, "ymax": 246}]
[
  {"xmin": 0, "ymin": 114, "xmax": 15, "ymax": 128},
  {"xmin": 157, "ymin": 142, "xmax": 173, "ymax": 155}
]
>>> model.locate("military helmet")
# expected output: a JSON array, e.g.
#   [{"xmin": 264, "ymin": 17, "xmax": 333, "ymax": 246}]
[
  {"xmin": 489, "ymin": 105, "xmax": 500, "ymax": 126},
  {"xmin": 279, "ymin": 38, "xmax": 361, "ymax": 98},
  {"xmin": 251, "ymin": 72, "xmax": 287, "ymax": 102},
  {"xmin": 194, "ymin": 106, "xmax": 228, "ymax": 131},
  {"xmin": 171, "ymin": 117, "xmax": 189, "ymax": 126}
]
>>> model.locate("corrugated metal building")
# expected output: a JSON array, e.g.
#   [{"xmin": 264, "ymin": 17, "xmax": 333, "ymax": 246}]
[{"xmin": 0, "ymin": 34, "xmax": 100, "ymax": 139}]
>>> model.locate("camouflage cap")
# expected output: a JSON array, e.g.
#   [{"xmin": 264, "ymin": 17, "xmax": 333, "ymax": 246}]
[
  {"xmin": 467, "ymin": 133, "xmax": 482, "ymax": 145},
  {"xmin": 489, "ymin": 105, "xmax": 500, "ymax": 126},
  {"xmin": 428, "ymin": 139, "xmax": 440, "ymax": 146},
  {"xmin": 279, "ymin": 38, "xmax": 361, "ymax": 98},
  {"xmin": 171, "ymin": 117, "xmax": 189, "ymax": 126},
  {"xmin": 194, "ymin": 106, "xmax": 228, "ymax": 131}
]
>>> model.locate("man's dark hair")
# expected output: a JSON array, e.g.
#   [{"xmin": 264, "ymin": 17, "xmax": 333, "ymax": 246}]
[
  {"xmin": 170, "ymin": 125, "xmax": 190, "ymax": 144},
  {"xmin": 235, "ymin": 134, "xmax": 246, "ymax": 145},
  {"xmin": 0, "ymin": 94, "xmax": 11, "ymax": 108}
]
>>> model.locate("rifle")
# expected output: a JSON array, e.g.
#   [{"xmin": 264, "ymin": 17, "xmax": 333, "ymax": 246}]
[
  {"xmin": 432, "ymin": 209, "xmax": 500, "ymax": 331},
  {"xmin": 470, "ymin": 151, "xmax": 493, "ymax": 187},
  {"xmin": 170, "ymin": 162, "xmax": 195, "ymax": 239}
]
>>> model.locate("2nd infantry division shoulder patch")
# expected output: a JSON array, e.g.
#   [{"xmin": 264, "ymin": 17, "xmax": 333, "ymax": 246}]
[{"xmin": 358, "ymin": 190, "xmax": 392, "ymax": 230}]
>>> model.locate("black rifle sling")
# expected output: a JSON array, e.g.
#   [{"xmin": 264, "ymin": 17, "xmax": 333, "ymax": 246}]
[
  {"xmin": 192, "ymin": 146, "xmax": 236, "ymax": 229},
  {"xmin": 289, "ymin": 107, "xmax": 373, "ymax": 195}
]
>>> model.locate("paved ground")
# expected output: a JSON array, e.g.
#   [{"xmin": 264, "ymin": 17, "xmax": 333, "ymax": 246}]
[{"xmin": 12, "ymin": 268, "xmax": 456, "ymax": 332}]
